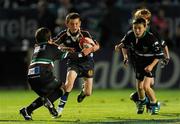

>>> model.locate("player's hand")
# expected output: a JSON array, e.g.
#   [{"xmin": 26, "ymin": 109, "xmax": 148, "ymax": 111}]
[
  {"xmin": 164, "ymin": 57, "xmax": 170, "ymax": 65},
  {"xmin": 92, "ymin": 41, "xmax": 100, "ymax": 52},
  {"xmin": 48, "ymin": 39, "xmax": 54, "ymax": 44},
  {"xmin": 123, "ymin": 59, "xmax": 128, "ymax": 67},
  {"xmin": 115, "ymin": 45, "xmax": 120, "ymax": 52},
  {"xmin": 160, "ymin": 57, "xmax": 170, "ymax": 68},
  {"xmin": 115, "ymin": 43, "xmax": 124, "ymax": 52},
  {"xmin": 144, "ymin": 65, "xmax": 153, "ymax": 73},
  {"xmin": 82, "ymin": 47, "xmax": 93, "ymax": 56}
]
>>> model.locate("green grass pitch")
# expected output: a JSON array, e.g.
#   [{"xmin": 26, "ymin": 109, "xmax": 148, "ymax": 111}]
[{"xmin": 0, "ymin": 89, "xmax": 180, "ymax": 124}]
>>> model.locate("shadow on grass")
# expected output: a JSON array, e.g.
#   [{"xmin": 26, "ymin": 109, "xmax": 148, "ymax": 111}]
[
  {"xmin": 104, "ymin": 114, "xmax": 180, "ymax": 124},
  {"xmin": 1, "ymin": 113, "xmax": 180, "ymax": 124},
  {"xmin": 159, "ymin": 112, "xmax": 180, "ymax": 117},
  {"xmin": 0, "ymin": 119, "xmax": 81, "ymax": 123},
  {"xmin": 1, "ymin": 118, "xmax": 180, "ymax": 124}
]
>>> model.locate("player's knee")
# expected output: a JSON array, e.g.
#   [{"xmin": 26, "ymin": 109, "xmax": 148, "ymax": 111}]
[
  {"xmin": 143, "ymin": 85, "xmax": 150, "ymax": 92},
  {"xmin": 137, "ymin": 86, "xmax": 144, "ymax": 92},
  {"xmin": 64, "ymin": 82, "xmax": 74, "ymax": 92}
]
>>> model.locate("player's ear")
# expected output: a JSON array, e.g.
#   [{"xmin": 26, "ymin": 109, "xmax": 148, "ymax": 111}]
[{"xmin": 65, "ymin": 20, "xmax": 68, "ymax": 27}]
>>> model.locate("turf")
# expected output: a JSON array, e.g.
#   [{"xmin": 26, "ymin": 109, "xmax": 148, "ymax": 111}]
[{"xmin": 0, "ymin": 89, "xmax": 180, "ymax": 124}]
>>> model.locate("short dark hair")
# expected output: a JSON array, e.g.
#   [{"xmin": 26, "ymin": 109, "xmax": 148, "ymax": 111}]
[
  {"xmin": 35, "ymin": 27, "xmax": 51, "ymax": 43},
  {"xmin": 65, "ymin": 12, "xmax": 80, "ymax": 23},
  {"xmin": 132, "ymin": 17, "xmax": 146, "ymax": 26}
]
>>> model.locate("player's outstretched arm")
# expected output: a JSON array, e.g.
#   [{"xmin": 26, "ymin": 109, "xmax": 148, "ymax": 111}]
[
  {"xmin": 122, "ymin": 48, "xmax": 128, "ymax": 67},
  {"xmin": 48, "ymin": 39, "xmax": 75, "ymax": 52}
]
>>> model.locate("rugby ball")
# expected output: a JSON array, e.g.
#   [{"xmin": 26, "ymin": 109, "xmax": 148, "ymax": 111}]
[{"xmin": 79, "ymin": 37, "xmax": 95, "ymax": 49}]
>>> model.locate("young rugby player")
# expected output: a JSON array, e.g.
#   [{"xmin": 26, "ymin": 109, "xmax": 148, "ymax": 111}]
[
  {"xmin": 127, "ymin": 8, "xmax": 169, "ymax": 113},
  {"xmin": 115, "ymin": 17, "xmax": 164, "ymax": 115},
  {"xmin": 53, "ymin": 12, "xmax": 100, "ymax": 117}
]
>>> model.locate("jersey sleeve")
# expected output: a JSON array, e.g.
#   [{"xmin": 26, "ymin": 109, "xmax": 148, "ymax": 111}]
[
  {"xmin": 82, "ymin": 30, "xmax": 92, "ymax": 38},
  {"xmin": 81, "ymin": 30, "xmax": 97, "ymax": 44},
  {"xmin": 151, "ymin": 35, "xmax": 164, "ymax": 59},
  {"xmin": 121, "ymin": 30, "xmax": 132, "ymax": 49},
  {"xmin": 149, "ymin": 26, "xmax": 167, "ymax": 48},
  {"xmin": 52, "ymin": 30, "xmax": 66, "ymax": 44}
]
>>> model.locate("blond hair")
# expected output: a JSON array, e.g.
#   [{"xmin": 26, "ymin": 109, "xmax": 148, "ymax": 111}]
[{"xmin": 134, "ymin": 8, "xmax": 151, "ymax": 22}]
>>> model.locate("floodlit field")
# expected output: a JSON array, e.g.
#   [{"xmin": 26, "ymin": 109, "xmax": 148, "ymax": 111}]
[{"xmin": 0, "ymin": 89, "xmax": 180, "ymax": 124}]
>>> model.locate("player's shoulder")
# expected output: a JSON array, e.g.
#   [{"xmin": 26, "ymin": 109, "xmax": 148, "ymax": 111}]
[
  {"xmin": 80, "ymin": 29, "xmax": 92, "ymax": 38},
  {"xmin": 146, "ymin": 31, "xmax": 155, "ymax": 38},
  {"xmin": 125, "ymin": 30, "xmax": 134, "ymax": 38},
  {"xmin": 56, "ymin": 29, "xmax": 67, "ymax": 38}
]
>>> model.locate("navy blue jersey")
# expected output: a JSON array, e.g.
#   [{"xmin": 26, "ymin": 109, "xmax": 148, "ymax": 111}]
[{"xmin": 53, "ymin": 29, "xmax": 95, "ymax": 64}]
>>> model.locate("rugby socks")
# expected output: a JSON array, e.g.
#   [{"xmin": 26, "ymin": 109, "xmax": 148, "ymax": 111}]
[
  {"xmin": 26, "ymin": 88, "xmax": 64, "ymax": 114},
  {"xmin": 139, "ymin": 97, "xmax": 149, "ymax": 105},
  {"xmin": 26, "ymin": 97, "xmax": 44, "ymax": 114},
  {"xmin": 58, "ymin": 92, "xmax": 69, "ymax": 108}
]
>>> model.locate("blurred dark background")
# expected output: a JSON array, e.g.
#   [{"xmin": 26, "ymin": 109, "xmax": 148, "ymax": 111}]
[{"xmin": 0, "ymin": 0, "xmax": 180, "ymax": 89}]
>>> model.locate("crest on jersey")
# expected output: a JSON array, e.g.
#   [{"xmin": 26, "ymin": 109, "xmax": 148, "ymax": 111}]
[
  {"xmin": 66, "ymin": 39, "xmax": 71, "ymax": 44},
  {"xmin": 88, "ymin": 69, "xmax": 94, "ymax": 76},
  {"xmin": 143, "ymin": 46, "xmax": 148, "ymax": 52}
]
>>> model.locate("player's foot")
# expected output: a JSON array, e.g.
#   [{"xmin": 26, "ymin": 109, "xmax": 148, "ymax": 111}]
[
  {"xmin": 54, "ymin": 106, "xmax": 63, "ymax": 118},
  {"xmin": 44, "ymin": 98, "xmax": 58, "ymax": 117},
  {"xmin": 136, "ymin": 97, "xmax": 149, "ymax": 114},
  {"xmin": 150, "ymin": 102, "xmax": 160, "ymax": 115},
  {"xmin": 77, "ymin": 91, "xmax": 86, "ymax": 103},
  {"xmin": 19, "ymin": 107, "xmax": 32, "ymax": 120},
  {"xmin": 54, "ymin": 99, "xmax": 66, "ymax": 118},
  {"xmin": 136, "ymin": 101, "xmax": 145, "ymax": 114}
]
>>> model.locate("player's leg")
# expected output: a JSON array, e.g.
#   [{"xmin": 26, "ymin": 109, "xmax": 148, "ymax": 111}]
[
  {"xmin": 19, "ymin": 97, "xmax": 43, "ymax": 120},
  {"xmin": 20, "ymin": 87, "xmax": 64, "ymax": 120},
  {"xmin": 19, "ymin": 76, "xmax": 43, "ymax": 120},
  {"xmin": 57, "ymin": 70, "xmax": 78, "ymax": 116},
  {"xmin": 136, "ymin": 79, "xmax": 149, "ymax": 114},
  {"xmin": 130, "ymin": 78, "xmax": 154, "ymax": 113},
  {"xmin": 130, "ymin": 78, "xmax": 154, "ymax": 102},
  {"xmin": 20, "ymin": 75, "xmax": 64, "ymax": 120},
  {"xmin": 77, "ymin": 77, "xmax": 93, "ymax": 103},
  {"xmin": 143, "ymin": 77, "xmax": 160, "ymax": 115}
]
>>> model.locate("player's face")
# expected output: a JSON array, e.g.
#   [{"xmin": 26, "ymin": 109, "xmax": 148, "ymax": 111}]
[
  {"xmin": 66, "ymin": 18, "xmax": 81, "ymax": 33},
  {"xmin": 133, "ymin": 24, "xmax": 146, "ymax": 38}
]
